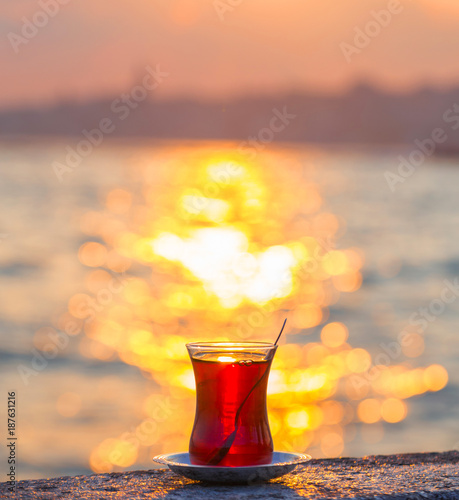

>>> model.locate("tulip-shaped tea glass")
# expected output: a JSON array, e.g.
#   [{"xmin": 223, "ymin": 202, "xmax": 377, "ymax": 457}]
[{"xmin": 186, "ymin": 342, "xmax": 277, "ymax": 467}]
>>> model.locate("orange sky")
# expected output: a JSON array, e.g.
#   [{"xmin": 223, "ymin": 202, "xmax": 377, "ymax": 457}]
[{"xmin": 2, "ymin": 0, "xmax": 459, "ymax": 108}]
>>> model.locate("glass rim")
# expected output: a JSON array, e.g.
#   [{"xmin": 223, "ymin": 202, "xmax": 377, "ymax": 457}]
[{"xmin": 186, "ymin": 341, "xmax": 277, "ymax": 350}]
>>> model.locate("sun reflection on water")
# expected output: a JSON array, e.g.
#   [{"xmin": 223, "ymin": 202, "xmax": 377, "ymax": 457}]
[{"xmin": 58, "ymin": 146, "xmax": 448, "ymax": 471}]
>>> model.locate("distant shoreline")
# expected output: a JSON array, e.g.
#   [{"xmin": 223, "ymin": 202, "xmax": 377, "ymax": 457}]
[
  {"xmin": 1, "ymin": 85, "xmax": 459, "ymax": 154},
  {"xmin": 1, "ymin": 135, "xmax": 459, "ymax": 159}
]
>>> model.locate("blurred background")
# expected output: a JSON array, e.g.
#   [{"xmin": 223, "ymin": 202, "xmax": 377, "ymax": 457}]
[{"xmin": 1, "ymin": 0, "xmax": 459, "ymax": 480}]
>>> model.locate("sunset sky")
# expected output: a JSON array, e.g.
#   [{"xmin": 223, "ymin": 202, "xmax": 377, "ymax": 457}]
[{"xmin": 2, "ymin": 0, "xmax": 459, "ymax": 109}]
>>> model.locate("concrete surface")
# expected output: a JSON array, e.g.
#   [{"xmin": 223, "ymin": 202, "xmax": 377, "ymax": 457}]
[{"xmin": 1, "ymin": 451, "xmax": 458, "ymax": 499}]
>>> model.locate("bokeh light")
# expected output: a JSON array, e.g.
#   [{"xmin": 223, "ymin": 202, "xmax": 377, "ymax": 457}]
[
  {"xmin": 55, "ymin": 148, "xmax": 449, "ymax": 471},
  {"xmin": 56, "ymin": 392, "xmax": 82, "ymax": 418}
]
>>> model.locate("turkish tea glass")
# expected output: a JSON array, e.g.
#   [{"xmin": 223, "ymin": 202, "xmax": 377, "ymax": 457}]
[{"xmin": 186, "ymin": 341, "xmax": 277, "ymax": 467}]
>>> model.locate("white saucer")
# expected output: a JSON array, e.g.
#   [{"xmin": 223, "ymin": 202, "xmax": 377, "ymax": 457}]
[{"xmin": 152, "ymin": 451, "xmax": 311, "ymax": 484}]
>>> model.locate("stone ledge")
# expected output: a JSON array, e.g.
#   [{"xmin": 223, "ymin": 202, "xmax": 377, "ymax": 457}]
[{"xmin": 1, "ymin": 451, "xmax": 458, "ymax": 499}]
